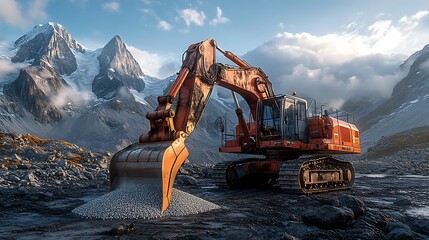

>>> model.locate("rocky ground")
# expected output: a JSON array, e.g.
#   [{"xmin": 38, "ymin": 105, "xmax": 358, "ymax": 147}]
[{"xmin": 0, "ymin": 133, "xmax": 429, "ymax": 239}]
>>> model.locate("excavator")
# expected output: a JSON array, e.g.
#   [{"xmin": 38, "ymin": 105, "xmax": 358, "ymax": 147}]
[{"xmin": 109, "ymin": 39, "xmax": 361, "ymax": 212}]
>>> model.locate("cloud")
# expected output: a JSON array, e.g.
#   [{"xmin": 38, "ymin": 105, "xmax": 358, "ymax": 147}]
[
  {"xmin": 0, "ymin": 0, "xmax": 27, "ymax": 27},
  {"xmin": 158, "ymin": 20, "xmax": 172, "ymax": 31},
  {"xmin": 102, "ymin": 2, "xmax": 120, "ymax": 12},
  {"xmin": 28, "ymin": 0, "xmax": 49, "ymax": 20},
  {"xmin": 243, "ymin": 11, "xmax": 429, "ymax": 108},
  {"xmin": 0, "ymin": 60, "xmax": 29, "ymax": 81},
  {"xmin": 50, "ymin": 87, "xmax": 92, "ymax": 108},
  {"xmin": 209, "ymin": 7, "xmax": 230, "ymax": 26},
  {"xmin": 0, "ymin": 0, "xmax": 48, "ymax": 28},
  {"xmin": 127, "ymin": 45, "xmax": 177, "ymax": 79},
  {"xmin": 179, "ymin": 8, "xmax": 206, "ymax": 27}
]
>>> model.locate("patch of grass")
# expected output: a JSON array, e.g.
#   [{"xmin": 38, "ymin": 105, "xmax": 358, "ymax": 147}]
[
  {"xmin": 67, "ymin": 160, "xmax": 83, "ymax": 168},
  {"xmin": 3, "ymin": 161, "xmax": 18, "ymax": 167},
  {"xmin": 367, "ymin": 125, "xmax": 429, "ymax": 159},
  {"xmin": 58, "ymin": 140, "xmax": 76, "ymax": 148},
  {"xmin": 0, "ymin": 132, "xmax": 13, "ymax": 138},
  {"xmin": 25, "ymin": 134, "xmax": 49, "ymax": 145},
  {"xmin": 68, "ymin": 155, "xmax": 83, "ymax": 162}
]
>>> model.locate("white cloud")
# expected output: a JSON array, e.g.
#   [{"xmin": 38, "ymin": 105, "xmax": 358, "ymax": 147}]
[
  {"xmin": 158, "ymin": 20, "xmax": 172, "ymax": 31},
  {"xmin": 209, "ymin": 7, "xmax": 230, "ymax": 26},
  {"xmin": 102, "ymin": 2, "xmax": 120, "ymax": 12},
  {"xmin": 0, "ymin": 60, "xmax": 28, "ymax": 76},
  {"xmin": 346, "ymin": 21, "xmax": 358, "ymax": 29},
  {"xmin": 0, "ymin": 60, "xmax": 30, "ymax": 84},
  {"xmin": 244, "ymin": 11, "xmax": 429, "ymax": 107},
  {"xmin": 28, "ymin": 0, "xmax": 49, "ymax": 20},
  {"xmin": 0, "ymin": 0, "xmax": 48, "ymax": 28},
  {"xmin": 50, "ymin": 87, "xmax": 92, "ymax": 108},
  {"xmin": 127, "ymin": 45, "xmax": 177, "ymax": 79},
  {"xmin": 0, "ymin": 0, "xmax": 27, "ymax": 27},
  {"xmin": 179, "ymin": 8, "xmax": 206, "ymax": 27}
]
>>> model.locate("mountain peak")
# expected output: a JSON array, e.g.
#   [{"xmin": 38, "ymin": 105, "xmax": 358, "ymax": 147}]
[
  {"xmin": 92, "ymin": 35, "xmax": 145, "ymax": 99},
  {"xmin": 14, "ymin": 23, "xmax": 55, "ymax": 46},
  {"xmin": 105, "ymin": 35, "xmax": 125, "ymax": 51},
  {"xmin": 14, "ymin": 22, "xmax": 84, "ymax": 53}
]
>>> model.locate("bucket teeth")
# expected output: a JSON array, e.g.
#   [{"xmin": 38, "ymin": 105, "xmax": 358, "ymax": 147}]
[{"xmin": 110, "ymin": 137, "xmax": 189, "ymax": 212}]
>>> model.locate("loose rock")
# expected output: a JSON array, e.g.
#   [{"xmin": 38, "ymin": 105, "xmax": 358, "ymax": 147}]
[
  {"xmin": 394, "ymin": 197, "xmax": 411, "ymax": 206},
  {"xmin": 385, "ymin": 222, "xmax": 422, "ymax": 240},
  {"xmin": 301, "ymin": 205, "xmax": 355, "ymax": 229},
  {"xmin": 338, "ymin": 194, "xmax": 367, "ymax": 217},
  {"xmin": 176, "ymin": 175, "xmax": 198, "ymax": 185}
]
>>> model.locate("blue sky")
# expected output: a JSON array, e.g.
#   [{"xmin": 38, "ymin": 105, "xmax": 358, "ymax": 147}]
[
  {"xmin": 1, "ymin": 0, "xmax": 428, "ymax": 54},
  {"xmin": 1, "ymin": 0, "xmax": 429, "ymax": 105}
]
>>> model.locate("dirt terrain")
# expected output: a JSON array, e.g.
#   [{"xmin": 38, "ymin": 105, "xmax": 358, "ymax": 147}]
[
  {"xmin": 1, "ymin": 164, "xmax": 429, "ymax": 239},
  {"xmin": 0, "ymin": 133, "xmax": 428, "ymax": 239}
]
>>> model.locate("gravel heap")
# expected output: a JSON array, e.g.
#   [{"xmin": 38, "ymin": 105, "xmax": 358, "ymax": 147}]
[{"xmin": 72, "ymin": 183, "xmax": 220, "ymax": 219}]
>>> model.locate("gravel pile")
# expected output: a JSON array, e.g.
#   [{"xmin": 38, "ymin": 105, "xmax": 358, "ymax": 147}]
[{"xmin": 72, "ymin": 183, "xmax": 220, "ymax": 219}]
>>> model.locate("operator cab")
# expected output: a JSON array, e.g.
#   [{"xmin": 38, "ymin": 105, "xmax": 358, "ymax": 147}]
[{"xmin": 258, "ymin": 95, "xmax": 308, "ymax": 142}]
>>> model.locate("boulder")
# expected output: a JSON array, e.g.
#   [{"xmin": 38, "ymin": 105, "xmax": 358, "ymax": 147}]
[
  {"xmin": 175, "ymin": 175, "xmax": 198, "ymax": 185},
  {"xmin": 202, "ymin": 167, "xmax": 214, "ymax": 178},
  {"xmin": 14, "ymin": 187, "xmax": 28, "ymax": 198},
  {"xmin": 109, "ymin": 222, "xmax": 135, "ymax": 236},
  {"xmin": 338, "ymin": 194, "xmax": 368, "ymax": 217},
  {"xmin": 178, "ymin": 167, "xmax": 190, "ymax": 175},
  {"xmin": 408, "ymin": 218, "xmax": 429, "ymax": 235},
  {"xmin": 99, "ymin": 160, "xmax": 108, "ymax": 169},
  {"xmin": 57, "ymin": 159, "xmax": 67, "ymax": 167},
  {"xmin": 385, "ymin": 222, "xmax": 422, "ymax": 240},
  {"xmin": 8, "ymin": 165, "xmax": 18, "ymax": 171},
  {"xmin": 7, "ymin": 174, "xmax": 20, "ymax": 183},
  {"xmin": 26, "ymin": 172, "xmax": 38, "ymax": 183},
  {"xmin": 17, "ymin": 164, "xmax": 30, "ymax": 170},
  {"xmin": 13, "ymin": 154, "xmax": 22, "ymax": 161},
  {"xmin": 282, "ymin": 220, "xmax": 319, "ymax": 238},
  {"xmin": 394, "ymin": 197, "xmax": 411, "ymax": 206},
  {"xmin": 281, "ymin": 233, "xmax": 296, "ymax": 240},
  {"xmin": 37, "ymin": 191, "xmax": 54, "ymax": 199},
  {"xmin": 301, "ymin": 205, "xmax": 355, "ymax": 229}
]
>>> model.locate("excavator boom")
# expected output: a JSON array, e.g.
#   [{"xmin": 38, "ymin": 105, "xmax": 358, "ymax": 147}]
[{"xmin": 110, "ymin": 39, "xmax": 273, "ymax": 211}]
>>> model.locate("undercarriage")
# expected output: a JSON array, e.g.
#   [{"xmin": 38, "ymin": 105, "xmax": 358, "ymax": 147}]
[{"xmin": 213, "ymin": 156, "xmax": 355, "ymax": 193}]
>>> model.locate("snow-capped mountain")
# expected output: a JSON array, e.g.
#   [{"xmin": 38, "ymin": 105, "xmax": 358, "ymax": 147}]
[
  {"xmin": 0, "ymin": 23, "xmax": 154, "ymax": 151},
  {"xmin": 13, "ymin": 22, "xmax": 84, "ymax": 75},
  {"xmin": 4, "ymin": 23, "xmax": 85, "ymax": 123},
  {"xmin": 0, "ymin": 22, "xmax": 238, "ymax": 162},
  {"xmin": 361, "ymin": 44, "xmax": 429, "ymax": 150},
  {"xmin": 92, "ymin": 35, "xmax": 145, "ymax": 99}
]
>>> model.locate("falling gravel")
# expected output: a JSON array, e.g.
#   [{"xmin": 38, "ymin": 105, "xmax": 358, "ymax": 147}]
[{"xmin": 72, "ymin": 184, "xmax": 220, "ymax": 219}]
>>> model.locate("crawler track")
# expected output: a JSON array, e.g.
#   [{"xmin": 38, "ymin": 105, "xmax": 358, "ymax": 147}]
[
  {"xmin": 213, "ymin": 156, "xmax": 355, "ymax": 194},
  {"xmin": 212, "ymin": 159, "xmax": 257, "ymax": 188},
  {"xmin": 279, "ymin": 156, "xmax": 355, "ymax": 194}
]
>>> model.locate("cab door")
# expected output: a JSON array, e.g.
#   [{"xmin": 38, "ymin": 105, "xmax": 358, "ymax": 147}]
[
  {"xmin": 283, "ymin": 98, "xmax": 297, "ymax": 139},
  {"xmin": 296, "ymin": 101, "xmax": 308, "ymax": 143}
]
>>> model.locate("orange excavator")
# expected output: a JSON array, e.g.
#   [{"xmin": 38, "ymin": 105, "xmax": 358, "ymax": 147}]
[{"xmin": 109, "ymin": 39, "xmax": 360, "ymax": 212}]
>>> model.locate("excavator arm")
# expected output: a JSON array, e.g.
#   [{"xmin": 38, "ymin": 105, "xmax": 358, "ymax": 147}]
[{"xmin": 110, "ymin": 39, "xmax": 274, "ymax": 211}]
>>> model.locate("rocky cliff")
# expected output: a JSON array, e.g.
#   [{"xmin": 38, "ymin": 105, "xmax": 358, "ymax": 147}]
[{"xmin": 92, "ymin": 35, "xmax": 145, "ymax": 100}]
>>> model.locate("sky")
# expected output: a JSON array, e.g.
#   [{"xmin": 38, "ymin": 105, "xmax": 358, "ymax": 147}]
[{"xmin": 1, "ymin": 0, "xmax": 429, "ymax": 106}]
